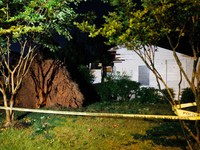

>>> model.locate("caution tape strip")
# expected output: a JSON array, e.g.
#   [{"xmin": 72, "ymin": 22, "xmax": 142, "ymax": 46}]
[
  {"xmin": 176, "ymin": 102, "xmax": 196, "ymax": 109},
  {"xmin": 0, "ymin": 106, "xmax": 199, "ymax": 120}
]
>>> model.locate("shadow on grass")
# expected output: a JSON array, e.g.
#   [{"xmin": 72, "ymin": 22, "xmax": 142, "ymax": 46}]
[
  {"xmin": 16, "ymin": 112, "xmax": 31, "ymax": 120},
  {"xmin": 130, "ymin": 120, "xmax": 188, "ymax": 149}
]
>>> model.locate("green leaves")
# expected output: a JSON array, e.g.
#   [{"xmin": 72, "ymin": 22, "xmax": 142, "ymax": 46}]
[
  {"xmin": 0, "ymin": 0, "xmax": 89, "ymax": 54},
  {"xmin": 98, "ymin": 72, "xmax": 141, "ymax": 102},
  {"xmin": 0, "ymin": 0, "xmax": 86, "ymax": 39},
  {"xmin": 0, "ymin": 25, "xmax": 43, "ymax": 38}
]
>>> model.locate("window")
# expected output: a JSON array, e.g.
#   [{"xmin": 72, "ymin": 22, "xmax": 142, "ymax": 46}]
[{"xmin": 138, "ymin": 66, "xmax": 149, "ymax": 85}]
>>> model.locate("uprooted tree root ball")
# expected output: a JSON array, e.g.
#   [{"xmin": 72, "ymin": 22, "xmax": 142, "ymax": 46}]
[{"xmin": 14, "ymin": 54, "xmax": 84, "ymax": 109}]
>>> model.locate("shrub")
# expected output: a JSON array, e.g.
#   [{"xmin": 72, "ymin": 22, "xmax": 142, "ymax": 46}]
[
  {"xmin": 116, "ymin": 78, "xmax": 141, "ymax": 101},
  {"xmin": 161, "ymin": 88, "xmax": 175, "ymax": 103},
  {"xmin": 97, "ymin": 79, "xmax": 116, "ymax": 102},
  {"xmin": 77, "ymin": 65, "xmax": 95, "ymax": 84},
  {"xmin": 181, "ymin": 87, "xmax": 195, "ymax": 103},
  {"xmin": 97, "ymin": 72, "xmax": 141, "ymax": 102},
  {"xmin": 136, "ymin": 87, "xmax": 162, "ymax": 103}
]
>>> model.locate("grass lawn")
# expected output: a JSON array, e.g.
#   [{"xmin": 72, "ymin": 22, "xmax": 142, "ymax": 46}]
[{"xmin": 0, "ymin": 101, "xmax": 195, "ymax": 150}]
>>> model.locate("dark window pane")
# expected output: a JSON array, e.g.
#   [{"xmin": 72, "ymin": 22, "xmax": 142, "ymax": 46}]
[{"xmin": 138, "ymin": 66, "xmax": 149, "ymax": 85}]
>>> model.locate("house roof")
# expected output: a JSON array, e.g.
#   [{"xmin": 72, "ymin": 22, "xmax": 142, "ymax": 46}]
[{"xmin": 108, "ymin": 44, "xmax": 193, "ymax": 58}]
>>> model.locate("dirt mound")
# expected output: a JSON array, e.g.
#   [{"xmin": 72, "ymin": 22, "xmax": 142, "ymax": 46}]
[{"xmin": 14, "ymin": 54, "xmax": 84, "ymax": 109}]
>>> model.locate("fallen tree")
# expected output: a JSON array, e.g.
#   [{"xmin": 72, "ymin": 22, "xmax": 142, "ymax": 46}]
[{"xmin": 14, "ymin": 53, "xmax": 84, "ymax": 109}]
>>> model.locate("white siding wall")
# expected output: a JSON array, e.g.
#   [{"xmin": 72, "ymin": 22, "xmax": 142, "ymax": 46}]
[
  {"xmin": 112, "ymin": 46, "xmax": 194, "ymax": 99},
  {"xmin": 92, "ymin": 69, "xmax": 102, "ymax": 84}
]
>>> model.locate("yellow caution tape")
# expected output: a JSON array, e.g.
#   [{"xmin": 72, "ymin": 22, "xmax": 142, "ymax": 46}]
[
  {"xmin": 176, "ymin": 102, "xmax": 196, "ymax": 109},
  {"xmin": 174, "ymin": 109, "xmax": 198, "ymax": 117},
  {"xmin": 0, "ymin": 106, "xmax": 200, "ymax": 120},
  {"xmin": 173, "ymin": 102, "xmax": 200, "ymax": 120}
]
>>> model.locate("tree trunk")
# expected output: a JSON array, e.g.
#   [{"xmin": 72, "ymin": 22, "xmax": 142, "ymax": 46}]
[
  {"xmin": 2, "ymin": 90, "xmax": 12, "ymax": 127},
  {"xmin": 195, "ymin": 94, "xmax": 200, "ymax": 147}
]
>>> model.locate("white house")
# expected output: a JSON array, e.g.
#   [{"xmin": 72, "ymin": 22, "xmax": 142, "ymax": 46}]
[
  {"xmin": 89, "ymin": 63, "xmax": 102, "ymax": 84},
  {"xmin": 109, "ymin": 45, "xmax": 194, "ymax": 99},
  {"xmin": 89, "ymin": 63, "xmax": 112, "ymax": 84}
]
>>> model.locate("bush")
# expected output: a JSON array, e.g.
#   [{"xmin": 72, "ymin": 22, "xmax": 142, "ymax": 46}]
[
  {"xmin": 181, "ymin": 87, "xmax": 195, "ymax": 103},
  {"xmin": 97, "ymin": 72, "xmax": 141, "ymax": 102},
  {"xmin": 97, "ymin": 79, "xmax": 116, "ymax": 102},
  {"xmin": 116, "ymin": 79, "xmax": 141, "ymax": 101},
  {"xmin": 136, "ymin": 87, "xmax": 162, "ymax": 103},
  {"xmin": 161, "ymin": 88, "xmax": 175, "ymax": 103},
  {"xmin": 77, "ymin": 65, "xmax": 95, "ymax": 84}
]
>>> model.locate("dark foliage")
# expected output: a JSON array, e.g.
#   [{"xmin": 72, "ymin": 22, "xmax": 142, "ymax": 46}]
[
  {"xmin": 97, "ymin": 73, "xmax": 141, "ymax": 102},
  {"xmin": 181, "ymin": 87, "xmax": 195, "ymax": 103},
  {"xmin": 161, "ymin": 88, "xmax": 175, "ymax": 103},
  {"xmin": 136, "ymin": 87, "xmax": 162, "ymax": 103}
]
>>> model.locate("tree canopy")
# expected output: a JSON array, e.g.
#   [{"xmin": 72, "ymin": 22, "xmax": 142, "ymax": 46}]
[
  {"xmin": 76, "ymin": 0, "xmax": 200, "ymax": 53},
  {"xmin": 0, "ymin": 0, "xmax": 88, "ymax": 52}
]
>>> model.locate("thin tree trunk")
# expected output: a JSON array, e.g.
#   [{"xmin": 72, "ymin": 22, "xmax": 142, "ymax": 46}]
[{"xmin": 2, "ymin": 90, "xmax": 11, "ymax": 126}]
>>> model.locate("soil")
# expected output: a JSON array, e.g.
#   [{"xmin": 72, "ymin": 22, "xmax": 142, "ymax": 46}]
[
  {"xmin": 13, "ymin": 121, "xmax": 32, "ymax": 129},
  {"xmin": 14, "ymin": 53, "xmax": 84, "ymax": 109}
]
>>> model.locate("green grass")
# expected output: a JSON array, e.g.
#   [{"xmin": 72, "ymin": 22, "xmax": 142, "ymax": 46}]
[{"xmin": 0, "ymin": 101, "xmax": 195, "ymax": 150}]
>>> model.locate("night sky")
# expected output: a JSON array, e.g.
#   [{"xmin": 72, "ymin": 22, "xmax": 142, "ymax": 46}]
[{"xmin": 55, "ymin": 0, "xmax": 116, "ymax": 48}]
